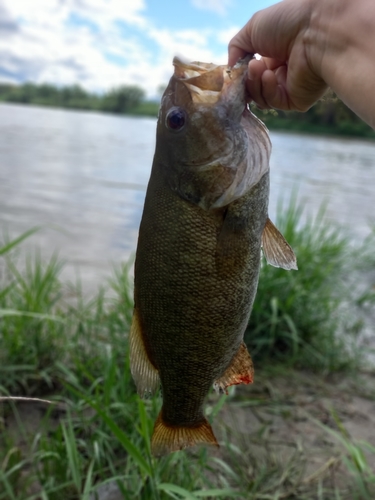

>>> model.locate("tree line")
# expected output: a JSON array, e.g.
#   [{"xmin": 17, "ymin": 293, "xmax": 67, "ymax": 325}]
[
  {"xmin": 0, "ymin": 82, "xmax": 146, "ymax": 114},
  {"xmin": 0, "ymin": 81, "xmax": 373, "ymax": 138},
  {"xmin": 252, "ymin": 93, "xmax": 375, "ymax": 138}
]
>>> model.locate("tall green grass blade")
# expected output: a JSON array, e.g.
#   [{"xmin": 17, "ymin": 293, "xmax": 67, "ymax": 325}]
[
  {"xmin": 206, "ymin": 393, "xmax": 227, "ymax": 423},
  {"xmin": 0, "ymin": 470, "xmax": 16, "ymax": 500},
  {"xmin": 0, "ymin": 227, "xmax": 40, "ymax": 256},
  {"xmin": 0, "ymin": 309, "xmax": 65, "ymax": 322},
  {"xmin": 211, "ymin": 458, "xmax": 239, "ymax": 482},
  {"xmin": 138, "ymin": 399, "xmax": 152, "ymax": 458},
  {"xmin": 362, "ymin": 442, "xmax": 375, "ymax": 454},
  {"xmin": 158, "ymin": 483, "xmax": 199, "ymax": 500},
  {"xmin": 62, "ymin": 418, "xmax": 81, "ymax": 491},
  {"xmin": 0, "ymin": 365, "xmax": 35, "ymax": 372},
  {"xmin": 158, "ymin": 484, "xmax": 239, "ymax": 499},
  {"xmin": 67, "ymin": 385, "xmax": 152, "ymax": 477},
  {"xmin": 97, "ymin": 409, "xmax": 152, "ymax": 477},
  {"xmin": 311, "ymin": 414, "xmax": 374, "ymax": 498},
  {"xmin": 82, "ymin": 459, "xmax": 95, "ymax": 500},
  {"xmin": 0, "ymin": 283, "xmax": 15, "ymax": 302},
  {"xmin": 194, "ymin": 488, "xmax": 239, "ymax": 497}
]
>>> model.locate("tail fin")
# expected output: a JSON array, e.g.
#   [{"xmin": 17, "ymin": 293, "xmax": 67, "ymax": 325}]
[{"xmin": 151, "ymin": 411, "xmax": 219, "ymax": 457}]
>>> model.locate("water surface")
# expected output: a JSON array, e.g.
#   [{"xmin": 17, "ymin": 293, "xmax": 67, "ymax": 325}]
[{"xmin": 0, "ymin": 103, "xmax": 374, "ymax": 291}]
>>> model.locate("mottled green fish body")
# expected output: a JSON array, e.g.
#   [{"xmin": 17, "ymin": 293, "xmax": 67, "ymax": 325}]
[{"xmin": 130, "ymin": 57, "xmax": 297, "ymax": 456}]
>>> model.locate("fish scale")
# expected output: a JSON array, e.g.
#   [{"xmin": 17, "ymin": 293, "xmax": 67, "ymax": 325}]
[
  {"xmin": 130, "ymin": 56, "xmax": 297, "ymax": 456},
  {"xmin": 135, "ymin": 168, "xmax": 268, "ymax": 429}
]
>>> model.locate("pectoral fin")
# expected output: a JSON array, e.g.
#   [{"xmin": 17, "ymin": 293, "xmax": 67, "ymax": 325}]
[
  {"xmin": 216, "ymin": 202, "xmax": 250, "ymax": 260},
  {"xmin": 213, "ymin": 342, "xmax": 254, "ymax": 394},
  {"xmin": 129, "ymin": 306, "xmax": 160, "ymax": 397},
  {"xmin": 261, "ymin": 218, "xmax": 298, "ymax": 270}
]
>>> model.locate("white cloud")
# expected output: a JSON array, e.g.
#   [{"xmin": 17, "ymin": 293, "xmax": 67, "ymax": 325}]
[
  {"xmin": 8, "ymin": 0, "xmax": 147, "ymax": 27},
  {"xmin": 0, "ymin": 0, "xmax": 228, "ymax": 98},
  {"xmin": 191, "ymin": 0, "xmax": 232, "ymax": 16},
  {"xmin": 216, "ymin": 26, "xmax": 241, "ymax": 45}
]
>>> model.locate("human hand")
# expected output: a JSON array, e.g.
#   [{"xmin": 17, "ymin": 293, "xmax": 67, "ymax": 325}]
[{"xmin": 228, "ymin": 0, "xmax": 328, "ymax": 111}]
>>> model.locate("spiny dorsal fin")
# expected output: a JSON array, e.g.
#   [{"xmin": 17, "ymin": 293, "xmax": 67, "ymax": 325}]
[
  {"xmin": 213, "ymin": 342, "xmax": 254, "ymax": 394},
  {"xmin": 261, "ymin": 218, "xmax": 298, "ymax": 271},
  {"xmin": 129, "ymin": 307, "xmax": 160, "ymax": 397}
]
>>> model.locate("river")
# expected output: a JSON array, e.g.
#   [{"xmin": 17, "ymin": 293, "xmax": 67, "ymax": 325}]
[{"xmin": 0, "ymin": 103, "xmax": 374, "ymax": 291}]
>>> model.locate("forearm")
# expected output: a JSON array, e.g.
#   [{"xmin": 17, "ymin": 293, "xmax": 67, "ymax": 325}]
[{"xmin": 307, "ymin": 0, "xmax": 375, "ymax": 128}]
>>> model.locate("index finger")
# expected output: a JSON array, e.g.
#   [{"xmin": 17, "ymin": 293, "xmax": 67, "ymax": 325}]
[{"xmin": 228, "ymin": 23, "xmax": 255, "ymax": 67}]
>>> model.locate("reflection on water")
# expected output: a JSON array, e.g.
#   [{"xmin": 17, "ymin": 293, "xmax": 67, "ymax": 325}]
[{"xmin": 0, "ymin": 103, "xmax": 374, "ymax": 290}]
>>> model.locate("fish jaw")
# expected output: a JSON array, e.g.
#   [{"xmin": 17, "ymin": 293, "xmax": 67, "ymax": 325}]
[
  {"xmin": 172, "ymin": 55, "xmax": 250, "ymax": 111},
  {"xmin": 154, "ymin": 56, "xmax": 271, "ymax": 211}
]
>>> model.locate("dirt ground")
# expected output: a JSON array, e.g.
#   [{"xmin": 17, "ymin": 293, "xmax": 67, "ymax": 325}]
[
  {"xmin": 3, "ymin": 369, "xmax": 375, "ymax": 499},
  {"xmin": 216, "ymin": 368, "xmax": 375, "ymax": 497}
]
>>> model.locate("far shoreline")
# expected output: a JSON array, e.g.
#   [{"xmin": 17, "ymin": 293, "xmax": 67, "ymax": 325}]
[{"xmin": 1, "ymin": 100, "xmax": 374, "ymax": 142}]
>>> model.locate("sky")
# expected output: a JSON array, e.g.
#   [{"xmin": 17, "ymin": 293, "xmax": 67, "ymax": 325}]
[{"xmin": 0, "ymin": 0, "xmax": 277, "ymax": 98}]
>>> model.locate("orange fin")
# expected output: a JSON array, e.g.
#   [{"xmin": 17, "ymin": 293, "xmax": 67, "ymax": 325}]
[
  {"xmin": 261, "ymin": 218, "xmax": 298, "ymax": 271},
  {"xmin": 213, "ymin": 342, "xmax": 254, "ymax": 394},
  {"xmin": 151, "ymin": 411, "xmax": 219, "ymax": 457},
  {"xmin": 129, "ymin": 307, "xmax": 160, "ymax": 397}
]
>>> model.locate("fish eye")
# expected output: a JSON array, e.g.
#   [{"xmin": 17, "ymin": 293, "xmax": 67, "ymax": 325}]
[{"xmin": 166, "ymin": 107, "xmax": 186, "ymax": 131}]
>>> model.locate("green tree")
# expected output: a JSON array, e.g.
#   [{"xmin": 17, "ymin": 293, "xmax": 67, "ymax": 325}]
[{"xmin": 101, "ymin": 85, "xmax": 145, "ymax": 113}]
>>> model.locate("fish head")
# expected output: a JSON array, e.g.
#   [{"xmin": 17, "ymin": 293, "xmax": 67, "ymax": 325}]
[{"xmin": 155, "ymin": 56, "xmax": 271, "ymax": 210}]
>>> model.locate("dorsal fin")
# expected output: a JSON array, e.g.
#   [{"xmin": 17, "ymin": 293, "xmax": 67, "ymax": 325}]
[{"xmin": 261, "ymin": 218, "xmax": 298, "ymax": 271}]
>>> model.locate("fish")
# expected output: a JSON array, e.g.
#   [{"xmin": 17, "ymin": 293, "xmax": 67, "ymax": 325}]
[{"xmin": 130, "ymin": 56, "xmax": 297, "ymax": 457}]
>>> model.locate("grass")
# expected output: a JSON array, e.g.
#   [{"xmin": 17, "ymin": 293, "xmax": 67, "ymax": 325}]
[
  {"xmin": 313, "ymin": 413, "xmax": 375, "ymax": 500},
  {"xmin": 246, "ymin": 195, "xmax": 374, "ymax": 372},
  {"xmin": 0, "ymin": 198, "xmax": 374, "ymax": 499}
]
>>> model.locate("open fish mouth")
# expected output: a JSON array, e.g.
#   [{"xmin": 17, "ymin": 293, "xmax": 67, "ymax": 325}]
[{"xmin": 173, "ymin": 56, "xmax": 250, "ymax": 104}]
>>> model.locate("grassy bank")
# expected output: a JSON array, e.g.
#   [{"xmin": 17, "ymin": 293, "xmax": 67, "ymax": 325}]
[
  {"xmin": 250, "ymin": 92, "xmax": 375, "ymax": 139},
  {"xmin": 0, "ymin": 201, "xmax": 374, "ymax": 499},
  {"xmin": 252, "ymin": 108, "xmax": 375, "ymax": 139},
  {"xmin": 247, "ymin": 198, "xmax": 375, "ymax": 372}
]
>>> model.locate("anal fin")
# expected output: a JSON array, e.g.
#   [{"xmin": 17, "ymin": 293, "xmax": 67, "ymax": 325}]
[
  {"xmin": 129, "ymin": 307, "xmax": 160, "ymax": 397},
  {"xmin": 261, "ymin": 217, "xmax": 298, "ymax": 270},
  {"xmin": 151, "ymin": 411, "xmax": 219, "ymax": 457},
  {"xmin": 213, "ymin": 342, "xmax": 254, "ymax": 394}
]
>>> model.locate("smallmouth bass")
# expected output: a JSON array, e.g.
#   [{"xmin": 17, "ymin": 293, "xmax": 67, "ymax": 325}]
[{"xmin": 130, "ymin": 56, "xmax": 297, "ymax": 456}]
